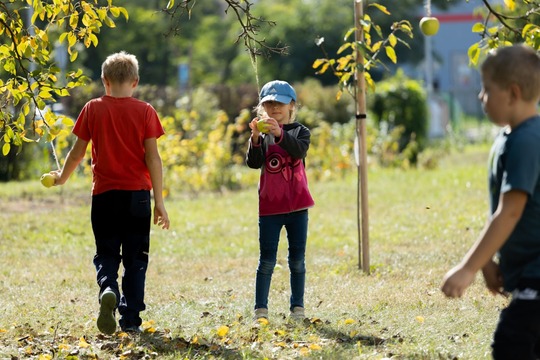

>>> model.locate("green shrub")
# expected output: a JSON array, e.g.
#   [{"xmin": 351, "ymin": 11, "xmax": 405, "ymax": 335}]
[
  {"xmin": 296, "ymin": 78, "xmax": 355, "ymax": 125},
  {"xmin": 370, "ymin": 70, "xmax": 428, "ymax": 162}
]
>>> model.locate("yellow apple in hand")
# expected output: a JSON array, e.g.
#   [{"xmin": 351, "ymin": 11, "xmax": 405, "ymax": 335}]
[
  {"xmin": 419, "ymin": 16, "xmax": 439, "ymax": 36},
  {"xmin": 40, "ymin": 173, "xmax": 55, "ymax": 188},
  {"xmin": 257, "ymin": 120, "xmax": 270, "ymax": 133}
]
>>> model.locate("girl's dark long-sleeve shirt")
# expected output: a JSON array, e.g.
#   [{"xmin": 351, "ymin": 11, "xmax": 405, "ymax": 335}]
[{"xmin": 246, "ymin": 122, "xmax": 315, "ymax": 216}]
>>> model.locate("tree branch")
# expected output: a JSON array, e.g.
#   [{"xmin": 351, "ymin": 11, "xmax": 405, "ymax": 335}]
[{"xmin": 161, "ymin": 0, "xmax": 287, "ymax": 58}]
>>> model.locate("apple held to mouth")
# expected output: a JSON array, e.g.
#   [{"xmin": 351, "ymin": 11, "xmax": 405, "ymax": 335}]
[
  {"xmin": 420, "ymin": 16, "xmax": 439, "ymax": 36},
  {"xmin": 257, "ymin": 120, "xmax": 270, "ymax": 133},
  {"xmin": 40, "ymin": 173, "xmax": 55, "ymax": 188}
]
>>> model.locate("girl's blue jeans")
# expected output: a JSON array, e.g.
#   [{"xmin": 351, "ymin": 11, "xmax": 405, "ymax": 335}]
[
  {"xmin": 255, "ymin": 209, "xmax": 308, "ymax": 311},
  {"xmin": 91, "ymin": 190, "xmax": 151, "ymax": 330}
]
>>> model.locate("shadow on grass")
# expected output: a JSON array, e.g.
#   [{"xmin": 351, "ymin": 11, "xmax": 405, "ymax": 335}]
[
  {"xmin": 127, "ymin": 319, "xmax": 390, "ymax": 359},
  {"xmin": 118, "ymin": 331, "xmax": 247, "ymax": 359},
  {"xmin": 302, "ymin": 318, "xmax": 388, "ymax": 346}
]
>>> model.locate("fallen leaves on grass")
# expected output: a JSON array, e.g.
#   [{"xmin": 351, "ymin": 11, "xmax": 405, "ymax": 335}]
[{"xmin": 2, "ymin": 315, "xmax": 389, "ymax": 359}]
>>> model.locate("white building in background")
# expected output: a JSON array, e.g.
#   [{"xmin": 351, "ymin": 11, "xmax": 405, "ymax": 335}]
[
  {"xmin": 412, "ymin": 0, "xmax": 505, "ymax": 137},
  {"xmin": 422, "ymin": 0, "xmax": 489, "ymax": 118}
]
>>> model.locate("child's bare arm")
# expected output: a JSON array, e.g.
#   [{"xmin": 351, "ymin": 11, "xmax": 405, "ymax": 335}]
[
  {"xmin": 144, "ymin": 137, "xmax": 169, "ymax": 230},
  {"xmin": 441, "ymin": 190, "xmax": 527, "ymax": 298},
  {"xmin": 54, "ymin": 137, "xmax": 89, "ymax": 185}
]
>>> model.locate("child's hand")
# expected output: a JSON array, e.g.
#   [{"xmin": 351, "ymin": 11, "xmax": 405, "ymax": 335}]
[
  {"xmin": 154, "ymin": 204, "xmax": 170, "ymax": 230},
  {"xmin": 50, "ymin": 170, "xmax": 63, "ymax": 185},
  {"xmin": 249, "ymin": 118, "xmax": 261, "ymax": 136},
  {"xmin": 263, "ymin": 117, "xmax": 282, "ymax": 137},
  {"xmin": 481, "ymin": 260, "xmax": 506, "ymax": 296},
  {"xmin": 441, "ymin": 264, "xmax": 476, "ymax": 298}
]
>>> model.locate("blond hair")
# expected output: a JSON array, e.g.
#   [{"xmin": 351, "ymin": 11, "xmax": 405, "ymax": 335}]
[
  {"xmin": 481, "ymin": 44, "xmax": 540, "ymax": 102},
  {"xmin": 101, "ymin": 51, "xmax": 139, "ymax": 84}
]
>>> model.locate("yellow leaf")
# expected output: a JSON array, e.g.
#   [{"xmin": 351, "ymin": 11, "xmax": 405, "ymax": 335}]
[
  {"xmin": 312, "ymin": 58, "xmax": 325, "ymax": 69},
  {"xmin": 2, "ymin": 143, "xmax": 10, "ymax": 156},
  {"xmin": 504, "ymin": 0, "xmax": 515, "ymax": 10},
  {"xmin": 337, "ymin": 43, "xmax": 351, "ymax": 55},
  {"xmin": 388, "ymin": 33, "xmax": 397, "ymax": 47},
  {"xmin": 79, "ymin": 336, "xmax": 90, "ymax": 348},
  {"xmin": 103, "ymin": 16, "xmax": 115, "ymax": 28},
  {"xmin": 299, "ymin": 347, "xmax": 310, "ymax": 355},
  {"xmin": 344, "ymin": 318, "xmax": 356, "ymax": 324},
  {"xmin": 256, "ymin": 318, "xmax": 269, "ymax": 326},
  {"xmin": 118, "ymin": 7, "xmax": 129, "ymax": 20},
  {"xmin": 369, "ymin": 3, "xmax": 390, "ymax": 15},
  {"xmin": 0, "ymin": 328, "xmax": 7, "ymax": 333},
  {"xmin": 472, "ymin": 22, "xmax": 485, "ymax": 33},
  {"xmin": 315, "ymin": 62, "xmax": 329, "ymax": 75},
  {"xmin": 67, "ymin": 32, "xmax": 76, "ymax": 47},
  {"xmin": 216, "ymin": 325, "xmax": 229, "ymax": 337},
  {"xmin": 39, "ymin": 90, "xmax": 52, "ymax": 99},
  {"xmin": 69, "ymin": 13, "xmax": 79, "ymax": 29},
  {"xmin": 416, "ymin": 316, "xmax": 425, "ymax": 324},
  {"xmin": 309, "ymin": 343, "xmax": 322, "ymax": 350},
  {"xmin": 468, "ymin": 43, "xmax": 480, "ymax": 66},
  {"xmin": 110, "ymin": 7, "xmax": 120, "ymax": 17},
  {"xmin": 385, "ymin": 46, "xmax": 397, "ymax": 64},
  {"xmin": 70, "ymin": 50, "xmax": 78, "ymax": 62}
]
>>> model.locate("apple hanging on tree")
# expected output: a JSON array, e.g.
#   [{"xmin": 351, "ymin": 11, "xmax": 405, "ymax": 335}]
[{"xmin": 419, "ymin": 16, "xmax": 439, "ymax": 36}]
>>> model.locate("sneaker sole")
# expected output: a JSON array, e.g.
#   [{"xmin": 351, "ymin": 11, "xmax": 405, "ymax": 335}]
[{"xmin": 97, "ymin": 291, "xmax": 117, "ymax": 335}]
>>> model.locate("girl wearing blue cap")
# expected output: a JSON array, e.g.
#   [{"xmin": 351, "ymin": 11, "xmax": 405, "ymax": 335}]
[{"xmin": 245, "ymin": 80, "xmax": 315, "ymax": 322}]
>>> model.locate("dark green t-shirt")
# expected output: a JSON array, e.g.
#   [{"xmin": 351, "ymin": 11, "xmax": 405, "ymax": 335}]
[{"xmin": 489, "ymin": 116, "xmax": 540, "ymax": 291}]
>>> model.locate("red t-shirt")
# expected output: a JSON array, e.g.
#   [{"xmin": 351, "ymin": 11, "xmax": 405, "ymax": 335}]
[{"xmin": 73, "ymin": 96, "xmax": 165, "ymax": 195}]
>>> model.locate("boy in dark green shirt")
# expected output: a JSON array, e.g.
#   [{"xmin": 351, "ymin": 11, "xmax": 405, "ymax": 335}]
[{"xmin": 442, "ymin": 44, "xmax": 540, "ymax": 359}]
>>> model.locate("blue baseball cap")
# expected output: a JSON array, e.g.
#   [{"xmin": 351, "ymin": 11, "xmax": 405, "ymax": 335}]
[{"xmin": 259, "ymin": 80, "xmax": 296, "ymax": 104}]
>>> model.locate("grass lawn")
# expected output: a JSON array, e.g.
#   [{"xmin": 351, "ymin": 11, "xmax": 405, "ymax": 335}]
[{"xmin": 0, "ymin": 143, "xmax": 507, "ymax": 359}]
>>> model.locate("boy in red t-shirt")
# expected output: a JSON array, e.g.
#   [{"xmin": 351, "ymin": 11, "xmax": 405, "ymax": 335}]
[{"xmin": 46, "ymin": 51, "xmax": 170, "ymax": 334}]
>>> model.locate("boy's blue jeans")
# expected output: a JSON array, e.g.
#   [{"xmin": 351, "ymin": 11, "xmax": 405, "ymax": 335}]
[
  {"xmin": 91, "ymin": 190, "xmax": 151, "ymax": 330},
  {"xmin": 492, "ymin": 278, "xmax": 540, "ymax": 359},
  {"xmin": 255, "ymin": 209, "xmax": 308, "ymax": 311}
]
